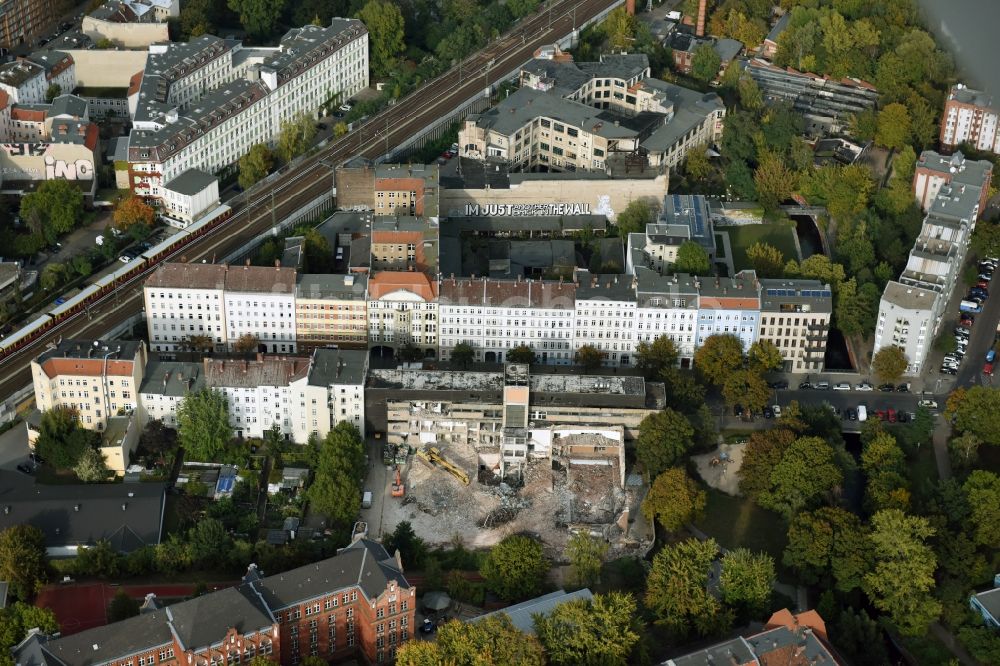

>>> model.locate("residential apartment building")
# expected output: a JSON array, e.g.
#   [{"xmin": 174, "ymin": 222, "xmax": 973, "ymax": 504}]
[
  {"xmin": 940, "ymin": 84, "xmax": 1000, "ymax": 153},
  {"xmin": 369, "ymin": 216, "xmax": 439, "ymax": 272},
  {"xmin": 696, "ymin": 273, "xmax": 762, "ymax": 351},
  {"xmin": 224, "ymin": 265, "xmax": 298, "ymax": 353},
  {"xmin": 758, "ymin": 280, "xmax": 832, "ymax": 372},
  {"xmin": 0, "ymin": 59, "xmax": 46, "ymax": 104},
  {"xmin": 144, "ymin": 263, "xmax": 297, "ymax": 354},
  {"xmin": 367, "ymin": 272, "xmax": 438, "ymax": 356},
  {"xmin": 743, "ymin": 58, "xmax": 878, "ymax": 136},
  {"xmin": 461, "ymin": 52, "xmax": 724, "ymax": 173},
  {"xmin": 127, "ymin": 21, "xmax": 368, "ymax": 203},
  {"xmin": 437, "ymin": 276, "xmax": 577, "ymax": 365},
  {"xmin": 13, "ymin": 538, "xmax": 414, "ymax": 666},
  {"xmin": 374, "ymin": 164, "xmax": 440, "ymax": 218},
  {"xmin": 874, "ymin": 150, "xmax": 993, "ymax": 374},
  {"xmin": 31, "ymin": 339, "xmax": 147, "ymax": 431},
  {"xmin": 634, "ymin": 268, "xmax": 701, "ymax": 366},
  {"xmin": 295, "ymin": 273, "xmax": 368, "ymax": 349},
  {"xmin": 573, "ymin": 271, "xmax": 638, "ymax": 366},
  {"xmin": 627, "ymin": 194, "xmax": 717, "ymax": 273},
  {"xmin": 0, "ymin": 0, "xmax": 53, "ymax": 49},
  {"xmin": 139, "ymin": 348, "xmax": 367, "ymax": 442},
  {"xmin": 160, "ymin": 167, "xmax": 220, "ymax": 227}
]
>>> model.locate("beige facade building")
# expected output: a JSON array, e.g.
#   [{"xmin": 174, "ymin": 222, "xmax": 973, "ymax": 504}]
[
  {"xmin": 757, "ymin": 280, "xmax": 832, "ymax": 373},
  {"xmin": 367, "ymin": 272, "xmax": 439, "ymax": 356},
  {"xmin": 31, "ymin": 339, "xmax": 147, "ymax": 431},
  {"xmin": 295, "ymin": 273, "xmax": 368, "ymax": 350}
]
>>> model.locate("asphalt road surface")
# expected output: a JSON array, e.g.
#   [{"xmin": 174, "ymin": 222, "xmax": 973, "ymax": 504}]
[{"xmin": 0, "ymin": 0, "xmax": 619, "ymax": 399}]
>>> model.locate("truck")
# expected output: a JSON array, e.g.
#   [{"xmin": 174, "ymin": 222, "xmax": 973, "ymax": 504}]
[
  {"xmin": 857, "ymin": 405, "xmax": 867, "ymax": 422},
  {"xmin": 361, "ymin": 490, "xmax": 373, "ymax": 508},
  {"xmin": 960, "ymin": 300, "xmax": 983, "ymax": 313}
]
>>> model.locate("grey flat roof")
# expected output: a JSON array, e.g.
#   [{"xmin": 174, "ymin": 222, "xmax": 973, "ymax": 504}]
[
  {"xmin": 139, "ymin": 359, "xmax": 204, "ymax": 397},
  {"xmin": 917, "ymin": 150, "xmax": 992, "ymax": 191},
  {"xmin": 881, "ymin": 281, "xmax": 939, "ymax": 311},
  {"xmin": 164, "ymin": 168, "xmax": 216, "ymax": 196},
  {"xmin": 973, "ymin": 587, "xmax": 1000, "ymax": 621},
  {"xmin": 470, "ymin": 86, "xmax": 640, "ymax": 139},
  {"xmin": 950, "ymin": 84, "xmax": 992, "ymax": 108},
  {"xmin": 470, "ymin": 589, "xmax": 593, "ymax": 634},
  {"xmin": 766, "ymin": 12, "xmax": 791, "ymax": 43},
  {"xmin": 48, "ymin": 94, "xmax": 88, "ymax": 119},
  {"xmin": 760, "ymin": 278, "xmax": 832, "ymax": 313},
  {"xmin": 296, "ymin": 272, "xmax": 368, "ymax": 301},
  {"xmin": 713, "ymin": 38, "xmax": 743, "ymax": 62},
  {"xmin": 640, "ymin": 86, "xmax": 723, "ymax": 154},
  {"xmin": 308, "ymin": 348, "xmax": 367, "ymax": 386},
  {"xmin": 37, "ymin": 338, "xmax": 143, "ymax": 364}
]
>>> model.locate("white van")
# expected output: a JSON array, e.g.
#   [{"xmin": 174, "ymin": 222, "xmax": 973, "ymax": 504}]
[
  {"xmin": 361, "ymin": 490, "xmax": 373, "ymax": 508},
  {"xmin": 857, "ymin": 405, "xmax": 867, "ymax": 422}
]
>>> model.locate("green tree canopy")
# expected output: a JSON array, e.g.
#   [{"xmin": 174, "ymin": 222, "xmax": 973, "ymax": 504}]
[
  {"xmin": 238, "ymin": 144, "xmax": 273, "ymax": 190},
  {"xmin": 565, "ymin": 532, "xmax": 608, "ymax": 589},
  {"xmin": 187, "ymin": 517, "xmax": 232, "ymax": 565},
  {"xmin": 950, "ymin": 386, "xmax": 1000, "ymax": 445},
  {"xmin": 176, "ymin": 388, "xmax": 233, "ymax": 462},
  {"xmin": 21, "ymin": 179, "xmax": 84, "ymax": 244},
  {"xmin": 691, "ymin": 42, "xmax": 721, "ymax": 82},
  {"xmin": 783, "ymin": 506, "xmax": 868, "ymax": 592},
  {"xmin": 358, "ymin": 0, "xmax": 405, "ymax": 77},
  {"xmin": 0, "ymin": 602, "xmax": 58, "ymax": 658},
  {"xmin": 635, "ymin": 335, "xmax": 679, "ymax": 380},
  {"xmin": 480, "ymin": 535, "xmax": 548, "ymax": 602},
  {"xmin": 35, "ymin": 406, "xmax": 99, "ymax": 470},
  {"xmin": 862, "ymin": 509, "xmax": 941, "ymax": 636},
  {"xmin": 875, "ymin": 102, "xmax": 912, "ymax": 150},
  {"xmin": 276, "ymin": 114, "xmax": 317, "ymax": 163},
  {"xmin": 645, "ymin": 538, "xmax": 721, "ymax": 638},
  {"xmin": 227, "ymin": 0, "xmax": 286, "ymax": 40},
  {"xmin": 753, "ymin": 150, "xmax": 796, "ymax": 211},
  {"xmin": 506, "ymin": 345, "xmax": 536, "ymax": 364},
  {"xmin": 73, "ymin": 447, "xmax": 110, "ymax": 482},
  {"xmin": 719, "ymin": 548, "xmax": 775, "ymax": 615},
  {"xmin": 397, "ymin": 614, "xmax": 545, "ymax": 665},
  {"xmin": 693, "ymin": 334, "xmax": 744, "ymax": 385},
  {"xmin": 675, "ymin": 241, "xmax": 712, "ymax": 275},
  {"xmin": 758, "ymin": 436, "xmax": 844, "ymax": 519},
  {"xmin": 722, "ymin": 368, "xmax": 771, "ymax": 413},
  {"xmin": 574, "ymin": 345, "xmax": 605, "ymax": 371},
  {"xmin": 309, "ymin": 422, "xmax": 366, "ymax": 526},
  {"xmin": 615, "ymin": 199, "xmax": 654, "ymax": 237},
  {"xmin": 635, "ymin": 408, "xmax": 695, "ymax": 478},
  {"xmin": 451, "ymin": 342, "xmax": 475, "ymax": 369},
  {"xmin": 0, "ymin": 525, "xmax": 47, "ymax": 600},
  {"xmin": 963, "ymin": 470, "xmax": 1000, "ymax": 549},
  {"xmin": 642, "ymin": 468, "xmax": 706, "ymax": 532},
  {"xmin": 739, "ymin": 428, "xmax": 796, "ymax": 499},
  {"xmin": 533, "ymin": 592, "xmax": 641, "ymax": 666},
  {"xmin": 747, "ymin": 339, "xmax": 783, "ymax": 373},
  {"xmin": 746, "ymin": 241, "xmax": 785, "ymax": 278},
  {"xmin": 861, "ymin": 432, "xmax": 910, "ymax": 512},
  {"xmin": 871, "ymin": 345, "xmax": 908, "ymax": 383}
]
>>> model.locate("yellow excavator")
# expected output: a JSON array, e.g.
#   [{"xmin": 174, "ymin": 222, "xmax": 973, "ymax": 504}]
[{"xmin": 417, "ymin": 446, "xmax": 470, "ymax": 485}]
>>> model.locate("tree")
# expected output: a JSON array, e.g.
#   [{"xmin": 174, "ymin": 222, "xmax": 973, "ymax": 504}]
[
  {"xmin": 70, "ymin": 254, "xmax": 92, "ymax": 278},
  {"xmin": 719, "ymin": 548, "xmax": 775, "ymax": 615},
  {"xmin": 784, "ymin": 507, "xmax": 868, "ymax": 592},
  {"xmin": 737, "ymin": 75, "xmax": 764, "ymax": 110},
  {"xmin": 642, "ymin": 468, "xmax": 706, "ymax": 532},
  {"xmin": 693, "ymin": 334, "xmax": 744, "ymax": 385},
  {"xmin": 107, "ymin": 590, "xmax": 140, "ymax": 622},
  {"xmin": 739, "ymin": 428, "xmax": 796, "ymax": 499},
  {"xmin": 861, "ymin": 432, "xmax": 910, "ymax": 512},
  {"xmin": 950, "ymin": 386, "xmax": 1000, "ymax": 445},
  {"xmin": 383, "ymin": 521, "xmax": 427, "ymax": 569},
  {"xmin": 675, "ymin": 241, "xmax": 711, "ymax": 275},
  {"xmin": 451, "ymin": 342, "xmax": 475, "ymax": 369},
  {"xmin": 73, "ymin": 447, "xmax": 109, "ymax": 482},
  {"xmin": 233, "ymin": 333, "xmax": 260, "ymax": 353},
  {"xmin": 113, "ymin": 196, "xmax": 155, "ymax": 232},
  {"xmin": 875, "ymin": 103, "xmax": 911, "ymax": 150},
  {"xmin": 39, "ymin": 263, "xmax": 67, "ymax": 291},
  {"xmin": 178, "ymin": 0, "xmax": 220, "ymax": 37},
  {"xmin": 745, "ymin": 241, "xmax": 784, "ymax": 278},
  {"xmin": 722, "ymin": 369, "xmax": 771, "ymax": 413},
  {"xmin": 753, "ymin": 150, "xmax": 796, "ymax": 211},
  {"xmin": 506, "ymin": 345, "xmax": 536, "ymax": 364},
  {"xmin": 758, "ymin": 436, "xmax": 843, "ymax": 519},
  {"xmin": 645, "ymin": 538, "xmax": 721, "ymax": 637},
  {"xmin": 397, "ymin": 615, "xmax": 545, "ymax": 665},
  {"xmin": 871, "ymin": 345, "xmax": 908, "ymax": 385},
  {"xmin": 605, "ymin": 7, "xmax": 636, "ymax": 52},
  {"xmin": 635, "ymin": 408, "xmax": 695, "ymax": 478},
  {"xmin": 691, "ymin": 42, "xmax": 721, "ymax": 82},
  {"xmin": 227, "ymin": 0, "xmax": 286, "ymax": 40},
  {"xmin": 309, "ymin": 422, "xmax": 366, "ymax": 526},
  {"xmin": 36, "ymin": 406, "xmax": 98, "ymax": 469},
  {"xmin": 0, "ymin": 525, "xmax": 47, "ymax": 600},
  {"xmin": 574, "ymin": 345, "xmax": 605, "ymax": 371},
  {"xmin": 747, "ymin": 340, "xmax": 783, "ymax": 373},
  {"xmin": 20, "ymin": 179, "xmax": 84, "ymax": 244},
  {"xmin": 949, "ymin": 432, "xmax": 981, "ymax": 469},
  {"xmin": 187, "ymin": 517, "xmax": 231, "ymax": 565},
  {"xmin": 831, "ymin": 607, "xmax": 890, "ymax": 666},
  {"xmin": 615, "ymin": 200, "xmax": 654, "ymax": 237},
  {"xmin": 684, "ymin": 145, "xmax": 712, "ymax": 182},
  {"xmin": 480, "ymin": 535, "xmax": 548, "ymax": 602},
  {"xmin": 45, "ymin": 83, "xmax": 61, "ymax": 103},
  {"xmin": 183, "ymin": 334, "xmax": 214, "ymax": 353},
  {"xmin": 972, "ymin": 218, "xmax": 1000, "ymax": 260},
  {"xmin": 176, "ymin": 389, "xmax": 233, "ymax": 462},
  {"xmin": 793, "ymin": 254, "xmax": 846, "ymax": 286},
  {"xmin": 635, "ymin": 336, "xmax": 679, "ymax": 380},
  {"xmin": 238, "ymin": 144, "xmax": 273, "ymax": 190},
  {"xmin": 963, "ymin": 470, "xmax": 1000, "ymax": 549},
  {"xmin": 565, "ymin": 532, "xmax": 608, "ymax": 589},
  {"xmin": 863, "ymin": 509, "xmax": 941, "ymax": 636},
  {"xmin": 357, "ymin": 0, "xmax": 405, "ymax": 77},
  {"xmin": 276, "ymin": 114, "xmax": 317, "ymax": 163},
  {"xmin": 835, "ymin": 278, "xmax": 878, "ymax": 337},
  {"xmin": 533, "ymin": 592, "xmax": 641, "ymax": 666}
]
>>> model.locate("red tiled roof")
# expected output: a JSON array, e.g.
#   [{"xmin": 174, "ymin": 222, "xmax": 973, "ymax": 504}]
[{"xmin": 368, "ymin": 271, "xmax": 437, "ymax": 301}]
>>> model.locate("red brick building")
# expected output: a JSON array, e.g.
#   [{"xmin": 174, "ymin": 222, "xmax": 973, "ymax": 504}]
[{"xmin": 13, "ymin": 539, "xmax": 415, "ymax": 666}]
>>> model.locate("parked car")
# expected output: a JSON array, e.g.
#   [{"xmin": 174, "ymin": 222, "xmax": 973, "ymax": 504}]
[
  {"xmin": 764, "ymin": 407, "xmax": 774, "ymax": 419},
  {"xmin": 833, "ymin": 382, "xmax": 851, "ymax": 391},
  {"xmin": 856, "ymin": 382, "xmax": 874, "ymax": 391},
  {"xmin": 772, "ymin": 405, "xmax": 782, "ymax": 418},
  {"xmin": 768, "ymin": 380, "xmax": 789, "ymax": 389},
  {"xmin": 878, "ymin": 383, "xmax": 895, "ymax": 392},
  {"xmin": 846, "ymin": 408, "xmax": 857, "ymax": 421},
  {"xmin": 16, "ymin": 463, "xmax": 33, "ymax": 475},
  {"xmin": 798, "ymin": 382, "xmax": 812, "ymax": 390},
  {"xmin": 978, "ymin": 273, "xmax": 993, "ymax": 282},
  {"xmin": 896, "ymin": 383, "xmax": 910, "ymax": 392},
  {"xmin": 898, "ymin": 411, "xmax": 909, "ymax": 423},
  {"xmin": 988, "ymin": 350, "xmax": 996, "ymax": 363},
  {"xmin": 984, "ymin": 362, "xmax": 995, "ymax": 376},
  {"xmin": 977, "ymin": 280, "xmax": 990, "ymax": 289},
  {"xmin": 918, "ymin": 399, "xmax": 938, "ymax": 409},
  {"xmin": 815, "ymin": 381, "xmax": 830, "ymax": 390},
  {"xmin": 940, "ymin": 366, "xmax": 957, "ymax": 375}
]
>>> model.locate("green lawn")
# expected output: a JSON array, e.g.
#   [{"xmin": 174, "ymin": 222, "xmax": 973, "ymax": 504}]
[
  {"xmin": 725, "ymin": 224, "xmax": 800, "ymax": 272},
  {"xmin": 692, "ymin": 487, "xmax": 788, "ymax": 564}
]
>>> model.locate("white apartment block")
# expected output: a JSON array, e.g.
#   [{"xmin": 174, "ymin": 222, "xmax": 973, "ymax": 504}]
[
  {"xmin": 940, "ymin": 84, "xmax": 1000, "ymax": 153},
  {"xmin": 223, "ymin": 265, "xmax": 297, "ymax": 354},
  {"xmin": 634, "ymin": 268, "xmax": 701, "ymax": 366},
  {"xmin": 0, "ymin": 60, "xmax": 46, "ymax": 104},
  {"xmin": 366, "ymin": 272, "xmax": 439, "ymax": 356},
  {"xmin": 31, "ymin": 339, "xmax": 146, "ymax": 431},
  {"xmin": 138, "ymin": 349, "xmax": 367, "ymax": 443},
  {"xmin": 875, "ymin": 150, "xmax": 993, "ymax": 374},
  {"xmin": 438, "ymin": 277, "xmax": 577, "ymax": 365},
  {"xmin": 127, "ymin": 20, "xmax": 368, "ymax": 201},
  {"xmin": 696, "ymin": 273, "xmax": 762, "ymax": 352},
  {"xmin": 573, "ymin": 272, "xmax": 638, "ymax": 367}
]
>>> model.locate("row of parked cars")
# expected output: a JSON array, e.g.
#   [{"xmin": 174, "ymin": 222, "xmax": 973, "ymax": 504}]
[
  {"xmin": 945, "ymin": 257, "xmax": 998, "ymax": 375},
  {"xmin": 797, "ymin": 380, "xmax": 909, "ymax": 392}
]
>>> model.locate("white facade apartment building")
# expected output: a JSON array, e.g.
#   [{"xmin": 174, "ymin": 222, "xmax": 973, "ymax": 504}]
[
  {"xmin": 223, "ymin": 265, "xmax": 297, "ymax": 354},
  {"xmin": 940, "ymin": 84, "xmax": 1000, "ymax": 153},
  {"xmin": 144, "ymin": 263, "xmax": 227, "ymax": 354},
  {"xmin": 366, "ymin": 272, "xmax": 439, "ymax": 357},
  {"xmin": 573, "ymin": 271, "xmax": 638, "ymax": 367},
  {"xmin": 695, "ymin": 272, "xmax": 762, "ymax": 351},
  {"xmin": 31, "ymin": 339, "xmax": 146, "ymax": 431},
  {"xmin": 438, "ymin": 276, "xmax": 577, "ymax": 365},
  {"xmin": 127, "ymin": 21, "xmax": 368, "ymax": 201},
  {"xmin": 634, "ymin": 268, "xmax": 700, "ymax": 367}
]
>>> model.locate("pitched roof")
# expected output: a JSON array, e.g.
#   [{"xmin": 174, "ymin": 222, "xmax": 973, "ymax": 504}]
[
  {"xmin": 145, "ymin": 262, "xmax": 227, "ymax": 290},
  {"xmin": 203, "ymin": 356, "xmax": 309, "ymax": 389},
  {"xmin": 470, "ymin": 589, "xmax": 593, "ymax": 634},
  {"xmin": 224, "ymin": 265, "xmax": 296, "ymax": 294},
  {"xmin": 367, "ymin": 271, "xmax": 437, "ymax": 301}
]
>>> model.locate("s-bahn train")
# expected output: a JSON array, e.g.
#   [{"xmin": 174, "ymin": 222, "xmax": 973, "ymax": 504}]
[{"xmin": 1, "ymin": 204, "xmax": 233, "ymax": 360}]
